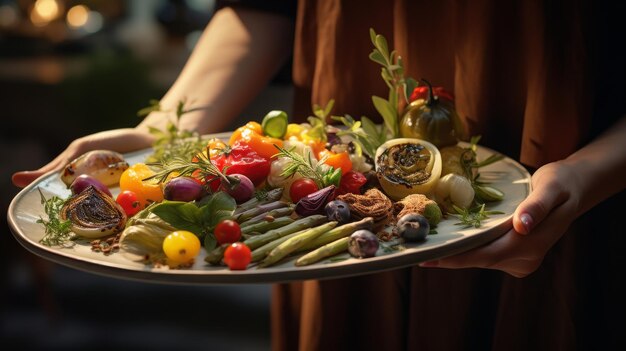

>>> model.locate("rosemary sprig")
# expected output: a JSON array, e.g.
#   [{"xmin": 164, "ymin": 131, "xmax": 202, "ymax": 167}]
[
  {"xmin": 273, "ymin": 145, "xmax": 342, "ymax": 188},
  {"xmin": 146, "ymin": 146, "xmax": 233, "ymax": 188},
  {"xmin": 452, "ymin": 204, "xmax": 504, "ymax": 228},
  {"xmin": 36, "ymin": 188, "xmax": 75, "ymax": 247}
]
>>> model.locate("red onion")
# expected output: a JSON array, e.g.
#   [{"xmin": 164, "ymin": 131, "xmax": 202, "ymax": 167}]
[
  {"xmin": 220, "ymin": 174, "xmax": 254, "ymax": 203},
  {"xmin": 70, "ymin": 174, "xmax": 112, "ymax": 197},
  {"xmin": 295, "ymin": 185, "xmax": 336, "ymax": 216},
  {"xmin": 164, "ymin": 177, "xmax": 205, "ymax": 202}
]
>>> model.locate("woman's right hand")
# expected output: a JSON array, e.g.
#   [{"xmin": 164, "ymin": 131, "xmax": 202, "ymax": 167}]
[{"xmin": 11, "ymin": 128, "xmax": 154, "ymax": 188}]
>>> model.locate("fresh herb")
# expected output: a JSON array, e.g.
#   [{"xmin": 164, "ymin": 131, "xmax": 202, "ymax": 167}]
[
  {"xmin": 150, "ymin": 192, "xmax": 236, "ymax": 251},
  {"xmin": 146, "ymin": 145, "xmax": 230, "ymax": 187},
  {"xmin": 459, "ymin": 136, "xmax": 506, "ymax": 202},
  {"xmin": 273, "ymin": 145, "xmax": 342, "ymax": 188},
  {"xmin": 36, "ymin": 188, "xmax": 74, "ymax": 247},
  {"xmin": 306, "ymin": 100, "xmax": 334, "ymax": 142},
  {"xmin": 452, "ymin": 204, "xmax": 504, "ymax": 228},
  {"xmin": 369, "ymin": 28, "xmax": 418, "ymax": 138},
  {"xmin": 331, "ymin": 114, "xmax": 383, "ymax": 159},
  {"xmin": 140, "ymin": 99, "xmax": 208, "ymax": 164}
]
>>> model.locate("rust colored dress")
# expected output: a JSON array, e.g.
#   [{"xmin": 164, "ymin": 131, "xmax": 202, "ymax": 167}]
[{"xmin": 240, "ymin": 0, "xmax": 625, "ymax": 350}]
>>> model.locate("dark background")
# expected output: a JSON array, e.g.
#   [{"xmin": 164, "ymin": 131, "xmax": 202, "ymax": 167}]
[{"xmin": 1, "ymin": 1, "xmax": 293, "ymax": 349}]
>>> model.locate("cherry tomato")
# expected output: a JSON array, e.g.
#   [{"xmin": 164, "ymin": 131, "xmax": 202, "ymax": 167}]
[
  {"xmin": 116, "ymin": 190, "xmax": 141, "ymax": 216},
  {"xmin": 338, "ymin": 171, "xmax": 367, "ymax": 195},
  {"xmin": 223, "ymin": 242, "xmax": 252, "ymax": 270},
  {"xmin": 214, "ymin": 219, "xmax": 242, "ymax": 244},
  {"xmin": 162, "ymin": 230, "xmax": 201, "ymax": 264},
  {"xmin": 290, "ymin": 178, "xmax": 319, "ymax": 203}
]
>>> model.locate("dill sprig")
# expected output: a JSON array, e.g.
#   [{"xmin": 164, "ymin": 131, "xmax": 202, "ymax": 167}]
[
  {"xmin": 273, "ymin": 145, "xmax": 342, "ymax": 188},
  {"xmin": 452, "ymin": 204, "xmax": 504, "ymax": 228},
  {"xmin": 36, "ymin": 188, "xmax": 75, "ymax": 247}
]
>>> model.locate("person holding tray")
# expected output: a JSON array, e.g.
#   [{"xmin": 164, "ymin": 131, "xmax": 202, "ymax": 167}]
[{"xmin": 12, "ymin": 0, "xmax": 626, "ymax": 350}]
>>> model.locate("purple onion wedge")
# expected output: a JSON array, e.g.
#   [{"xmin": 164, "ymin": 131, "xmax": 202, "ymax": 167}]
[{"xmin": 295, "ymin": 185, "xmax": 336, "ymax": 216}]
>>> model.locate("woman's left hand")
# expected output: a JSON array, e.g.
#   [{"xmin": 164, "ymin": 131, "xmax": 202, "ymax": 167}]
[{"xmin": 420, "ymin": 161, "xmax": 581, "ymax": 278}]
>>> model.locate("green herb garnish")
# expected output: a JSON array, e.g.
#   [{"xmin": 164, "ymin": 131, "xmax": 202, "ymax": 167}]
[
  {"xmin": 150, "ymin": 192, "xmax": 236, "ymax": 251},
  {"xmin": 36, "ymin": 188, "xmax": 74, "ymax": 247},
  {"xmin": 369, "ymin": 28, "xmax": 418, "ymax": 138},
  {"xmin": 452, "ymin": 204, "xmax": 504, "ymax": 228},
  {"xmin": 140, "ymin": 99, "xmax": 208, "ymax": 164},
  {"xmin": 273, "ymin": 145, "xmax": 342, "ymax": 188}
]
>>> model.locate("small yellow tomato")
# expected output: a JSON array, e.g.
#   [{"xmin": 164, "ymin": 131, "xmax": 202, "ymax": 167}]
[{"xmin": 162, "ymin": 231, "xmax": 201, "ymax": 264}]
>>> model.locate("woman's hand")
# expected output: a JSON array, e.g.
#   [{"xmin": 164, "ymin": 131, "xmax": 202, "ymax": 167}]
[
  {"xmin": 420, "ymin": 161, "xmax": 581, "ymax": 277},
  {"xmin": 420, "ymin": 116, "xmax": 626, "ymax": 278},
  {"xmin": 11, "ymin": 128, "xmax": 154, "ymax": 188}
]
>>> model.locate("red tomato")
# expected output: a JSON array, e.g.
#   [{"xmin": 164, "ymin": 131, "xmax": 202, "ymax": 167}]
[
  {"xmin": 214, "ymin": 219, "xmax": 242, "ymax": 244},
  {"xmin": 290, "ymin": 178, "xmax": 319, "ymax": 203},
  {"xmin": 211, "ymin": 144, "xmax": 271, "ymax": 186},
  {"xmin": 338, "ymin": 171, "xmax": 367, "ymax": 195},
  {"xmin": 116, "ymin": 190, "xmax": 141, "ymax": 216},
  {"xmin": 223, "ymin": 242, "xmax": 252, "ymax": 270}
]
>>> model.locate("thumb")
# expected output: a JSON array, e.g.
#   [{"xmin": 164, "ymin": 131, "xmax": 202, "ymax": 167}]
[{"xmin": 513, "ymin": 176, "xmax": 568, "ymax": 235}]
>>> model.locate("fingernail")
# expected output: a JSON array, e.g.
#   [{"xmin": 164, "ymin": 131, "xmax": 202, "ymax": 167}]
[
  {"xmin": 419, "ymin": 260, "xmax": 439, "ymax": 267},
  {"xmin": 520, "ymin": 213, "xmax": 534, "ymax": 234}
]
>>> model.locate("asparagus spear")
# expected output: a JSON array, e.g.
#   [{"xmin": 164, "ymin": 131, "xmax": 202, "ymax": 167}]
[
  {"xmin": 234, "ymin": 188, "xmax": 283, "ymax": 215},
  {"xmin": 295, "ymin": 237, "xmax": 350, "ymax": 266},
  {"xmin": 235, "ymin": 201, "xmax": 289, "ymax": 222},
  {"xmin": 239, "ymin": 205, "xmax": 295, "ymax": 229},
  {"xmin": 243, "ymin": 215, "xmax": 327, "ymax": 250},
  {"xmin": 205, "ymin": 243, "xmax": 229, "ymax": 265},
  {"xmin": 297, "ymin": 217, "xmax": 374, "ymax": 252},
  {"xmin": 250, "ymin": 228, "xmax": 309, "ymax": 262},
  {"xmin": 241, "ymin": 216, "xmax": 295, "ymax": 235},
  {"xmin": 258, "ymin": 222, "xmax": 338, "ymax": 268}
]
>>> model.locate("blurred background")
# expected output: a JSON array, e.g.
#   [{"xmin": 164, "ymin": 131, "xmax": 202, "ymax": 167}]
[{"xmin": 1, "ymin": 0, "xmax": 294, "ymax": 348}]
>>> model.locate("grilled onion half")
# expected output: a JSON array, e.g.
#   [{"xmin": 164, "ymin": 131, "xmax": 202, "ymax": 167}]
[
  {"xmin": 61, "ymin": 186, "xmax": 127, "ymax": 239},
  {"xmin": 375, "ymin": 138, "xmax": 442, "ymax": 201}
]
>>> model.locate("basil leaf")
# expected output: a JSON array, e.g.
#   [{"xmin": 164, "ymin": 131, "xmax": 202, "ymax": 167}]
[
  {"xmin": 204, "ymin": 234, "xmax": 217, "ymax": 252},
  {"xmin": 151, "ymin": 201, "xmax": 205, "ymax": 236},
  {"xmin": 200, "ymin": 192, "xmax": 237, "ymax": 230}
]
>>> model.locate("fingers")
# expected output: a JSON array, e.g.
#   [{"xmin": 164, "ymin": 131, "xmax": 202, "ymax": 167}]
[
  {"xmin": 11, "ymin": 152, "xmax": 71, "ymax": 187},
  {"xmin": 422, "ymin": 193, "xmax": 577, "ymax": 277},
  {"xmin": 512, "ymin": 167, "xmax": 570, "ymax": 235},
  {"xmin": 11, "ymin": 128, "xmax": 154, "ymax": 188}
]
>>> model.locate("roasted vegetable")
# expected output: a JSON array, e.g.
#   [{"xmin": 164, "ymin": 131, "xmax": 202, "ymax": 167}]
[
  {"xmin": 400, "ymin": 80, "xmax": 464, "ymax": 148},
  {"xmin": 396, "ymin": 213, "xmax": 429, "ymax": 242},
  {"xmin": 435, "ymin": 173, "xmax": 475, "ymax": 210},
  {"xmin": 61, "ymin": 150, "xmax": 129, "ymax": 187},
  {"xmin": 348, "ymin": 230, "xmax": 379, "ymax": 258},
  {"xmin": 375, "ymin": 138, "xmax": 442, "ymax": 200},
  {"xmin": 61, "ymin": 186, "xmax": 127, "ymax": 239}
]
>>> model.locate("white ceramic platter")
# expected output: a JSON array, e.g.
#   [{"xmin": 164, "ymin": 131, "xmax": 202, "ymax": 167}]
[{"xmin": 8, "ymin": 134, "xmax": 531, "ymax": 285}]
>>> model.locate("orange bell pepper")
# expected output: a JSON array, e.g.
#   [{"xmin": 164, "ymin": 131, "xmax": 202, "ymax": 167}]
[
  {"xmin": 318, "ymin": 150, "xmax": 352, "ymax": 175},
  {"xmin": 229, "ymin": 121, "xmax": 283, "ymax": 160}
]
